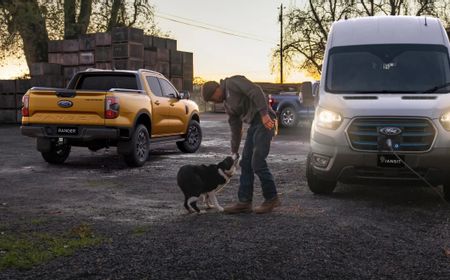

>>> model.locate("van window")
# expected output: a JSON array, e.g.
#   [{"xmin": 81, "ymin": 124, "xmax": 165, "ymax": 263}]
[
  {"xmin": 326, "ymin": 44, "xmax": 450, "ymax": 93},
  {"xmin": 76, "ymin": 73, "xmax": 139, "ymax": 91}
]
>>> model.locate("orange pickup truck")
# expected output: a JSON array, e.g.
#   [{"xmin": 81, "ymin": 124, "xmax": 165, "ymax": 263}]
[{"xmin": 21, "ymin": 69, "xmax": 202, "ymax": 167}]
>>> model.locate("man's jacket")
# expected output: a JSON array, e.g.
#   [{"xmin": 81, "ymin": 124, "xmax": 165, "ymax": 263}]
[{"xmin": 220, "ymin": 75, "xmax": 273, "ymax": 153}]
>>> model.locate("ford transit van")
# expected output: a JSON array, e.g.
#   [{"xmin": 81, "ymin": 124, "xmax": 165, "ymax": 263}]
[{"xmin": 307, "ymin": 16, "xmax": 450, "ymax": 200}]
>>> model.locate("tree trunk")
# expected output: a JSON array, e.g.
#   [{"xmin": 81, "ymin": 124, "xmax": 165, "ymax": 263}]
[
  {"xmin": 11, "ymin": 0, "xmax": 49, "ymax": 69},
  {"xmin": 78, "ymin": 0, "xmax": 93, "ymax": 35},
  {"xmin": 64, "ymin": 0, "xmax": 77, "ymax": 39},
  {"xmin": 107, "ymin": 0, "xmax": 122, "ymax": 31},
  {"xmin": 65, "ymin": 0, "xmax": 92, "ymax": 39}
]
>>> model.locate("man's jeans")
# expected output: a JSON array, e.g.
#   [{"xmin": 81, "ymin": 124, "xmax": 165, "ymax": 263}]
[{"xmin": 238, "ymin": 115, "xmax": 277, "ymax": 202}]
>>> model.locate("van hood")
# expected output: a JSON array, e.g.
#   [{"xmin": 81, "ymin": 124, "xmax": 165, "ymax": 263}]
[{"xmin": 319, "ymin": 93, "xmax": 450, "ymax": 119}]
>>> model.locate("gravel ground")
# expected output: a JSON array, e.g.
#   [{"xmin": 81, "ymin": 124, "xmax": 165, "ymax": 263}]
[{"xmin": 1, "ymin": 113, "xmax": 449, "ymax": 280}]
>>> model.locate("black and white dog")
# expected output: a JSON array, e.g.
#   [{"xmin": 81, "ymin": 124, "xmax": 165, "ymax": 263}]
[{"xmin": 177, "ymin": 156, "xmax": 238, "ymax": 213}]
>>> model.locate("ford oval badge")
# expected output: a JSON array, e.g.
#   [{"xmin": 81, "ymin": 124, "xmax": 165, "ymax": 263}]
[
  {"xmin": 58, "ymin": 100, "xmax": 73, "ymax": 108},
  {"xmin": 379, "ymin": 127, "xmax": 402, "ymax": 136}
]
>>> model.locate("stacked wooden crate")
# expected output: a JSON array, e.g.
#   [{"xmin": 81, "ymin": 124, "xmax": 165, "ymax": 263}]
[
  {"xmin": 112, "ymin": 27, "xmax": 144, "ymax": 70},
  {"xmin": 94, "ymin": 32, "xmax": 113, "ymax": 70},
  {"xmin": 0, "ymin": 79, "xmax": 31, "ymax": 124},
  {"xmin": 30, "ymin": 62, "xmax": 64, "ymax": 88},
  {"xmin": 31, "ymin": 27, "xmax": 194, "ymax": 91}
]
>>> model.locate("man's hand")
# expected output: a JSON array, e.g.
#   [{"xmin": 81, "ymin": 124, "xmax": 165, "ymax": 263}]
[
  {"xmin": 231, "ymin": 153, "xmax": 240, "ymax": 161},
  {"xmin": 261, "ymin": 114, "xmax": 275, "ymax": 130}
]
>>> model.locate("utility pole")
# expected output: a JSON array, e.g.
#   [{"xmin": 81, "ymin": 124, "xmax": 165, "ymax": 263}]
[{"xmin": 279, "ymin": 3, "xmax": 284, "ymax": 84}]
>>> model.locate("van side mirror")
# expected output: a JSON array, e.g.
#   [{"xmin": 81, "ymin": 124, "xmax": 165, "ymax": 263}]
[
  {"xmin": 312, "ymin": 81, "xmax": 320, "ymax": 107},
  {"xmin": 179, "ymin": 90, "xmax": 190, "ymax": 100},
  {"xmin": 301, "ymin": 81, "xmax": 314, "ymax": 106}
]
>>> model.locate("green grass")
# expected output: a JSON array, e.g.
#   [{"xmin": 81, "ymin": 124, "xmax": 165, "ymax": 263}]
[
  {"xmin": 30, "ymin": 218, "xmax": 48, "ymax": 225},
  {"xmin": 131, "ymin": 225, "xmax": 150, "ymax": 237},
  {"xmin": 0, "ymin": 223, "xmax": 103, "ymax": 271}
]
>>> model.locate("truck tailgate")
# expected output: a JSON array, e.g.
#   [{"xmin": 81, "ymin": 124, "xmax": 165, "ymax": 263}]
[{"xmin": 27, "ymin": 89, "xmax": 106, "ymax": 125}]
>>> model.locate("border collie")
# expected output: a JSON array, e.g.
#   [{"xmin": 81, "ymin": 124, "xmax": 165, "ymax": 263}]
[{"xmin": 177, "ymin": 156, "xmax": 238, "ymax": 213}]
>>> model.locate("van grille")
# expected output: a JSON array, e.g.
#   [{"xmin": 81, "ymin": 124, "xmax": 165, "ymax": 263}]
[{"xmin": 347, "ymin": 118, "xmax": 436, "ymax": 152}]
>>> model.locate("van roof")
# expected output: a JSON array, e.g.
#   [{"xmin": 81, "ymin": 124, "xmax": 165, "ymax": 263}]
[{"xmin": 329, "ymin": 16, "xmax": 448, "ymax": 47}]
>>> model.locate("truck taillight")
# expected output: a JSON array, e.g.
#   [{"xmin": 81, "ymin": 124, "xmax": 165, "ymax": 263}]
[
  {"xmin": 22, "ymin": 95, "xmax": 29, "ymax": 117},
  {"xmin": 268, "ymin": 94, "xmax": 274, "ymax": 107},
  {"xmin": 105, "ymin": 96, "xmax": 119, "ymax": 119}
]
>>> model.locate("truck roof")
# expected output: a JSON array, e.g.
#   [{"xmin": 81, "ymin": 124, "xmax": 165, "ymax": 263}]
[
  {"xmin": 82, "ymin": 68, "xmax": 165, "ymax": 78},
  {"xmin": 329, "ymin": 16, "xmax": 449, "ymax": 47}
]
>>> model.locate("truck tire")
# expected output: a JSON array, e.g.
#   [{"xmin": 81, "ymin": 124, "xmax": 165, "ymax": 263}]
[
  {"xmin": 443, "ymin": 183, "xmax": 450, "ymax": 202},
  {"xmin": 280, "ymin": 106, "xmax": 299, "ymax": 128},
  {"xmin": 306, "ymin": 153, "xmax": 337, "ymax": 194},
  {"xmin": 177, "ymin": 120, "xmax": 202, "ymax": 153},
  {"xmin": 123, "ymin": 124, "xmax": 150, "ymax": 167},
  {"xmin": 41, "ymin": 142, "xmax": 71, "ymax": 164}
]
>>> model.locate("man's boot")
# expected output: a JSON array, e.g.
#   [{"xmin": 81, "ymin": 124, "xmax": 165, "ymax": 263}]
[
  {"xmin": 223, "ymin": 202, "xmax": 252, "ymax": 214},
  {"xmin": 253, "ymin": 197, "xmax": 280, "ymax": 214}
]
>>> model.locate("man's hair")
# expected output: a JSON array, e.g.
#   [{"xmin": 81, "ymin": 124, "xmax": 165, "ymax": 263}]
[{"xmin": 201, "ymin": 81, "xmax": 220, "ymax": 101}]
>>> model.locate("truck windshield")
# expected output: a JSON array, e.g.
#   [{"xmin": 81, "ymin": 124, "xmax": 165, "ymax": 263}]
[{"xmin": 326, "ymin": 44, "xmax": 450, "ymax": 93}]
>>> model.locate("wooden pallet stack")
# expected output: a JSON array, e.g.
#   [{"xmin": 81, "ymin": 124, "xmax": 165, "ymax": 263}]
[
  {"xmin": 41, "ymin": 27, "xmax": 194, "ymax": 92},
  {"xmin": 112, "ymin": 27, "xmax": 144, "ymax": 70},
  {"xmin": 0, "ymin": 79, "xmax": 31, "ymax": 123}
]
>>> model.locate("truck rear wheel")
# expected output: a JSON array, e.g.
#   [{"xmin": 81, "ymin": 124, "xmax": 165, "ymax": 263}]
[
  {"xmin": 123, "ymin": 124, "xmax": 150, "ymax": 167},
  {"xmin": 306, "ymin": 153, "xmax": 337, "ymax": 194},
  {"xmin": 41, "ymin": 142, "xmax": 71, "ymax": 164},
  {"xmin": 177, "ymin": 120, "xmax": 202, "ymax": 153},
  {"xmin": 280, "ymin": 106, "xmax": 299, "ymax": 128},
  {"xmin": 443, "ymin": 183, "xmax": 450, "ymax": 202}
]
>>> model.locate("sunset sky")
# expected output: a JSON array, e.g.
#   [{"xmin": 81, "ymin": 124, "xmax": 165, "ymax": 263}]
[{"xmin": 0, "ymin": 0, "xmax": 310, "ymax": 82}]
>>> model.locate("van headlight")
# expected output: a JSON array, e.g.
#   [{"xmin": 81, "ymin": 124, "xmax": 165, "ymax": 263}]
[
  {"xmin": 316, "ymin": 108, "xmax": 343, "ymax": 130},
  {"xmin": 440, "ymin": 112, "xmax": 450, "ymax": 131}
]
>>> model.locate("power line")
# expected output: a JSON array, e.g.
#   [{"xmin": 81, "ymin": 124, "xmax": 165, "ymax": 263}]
[
  {"xmin": 155, "ymin": 13, "xmax": 276, "ymax": 44},
  {"xmin": 158, "ymin": 11, "xmax": 273, "ymax": 40}
]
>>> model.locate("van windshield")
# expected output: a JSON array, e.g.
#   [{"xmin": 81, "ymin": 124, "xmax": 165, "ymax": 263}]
[{"xmin": 326, "ymin": 44, "xmax": 450, "ymax": 93}]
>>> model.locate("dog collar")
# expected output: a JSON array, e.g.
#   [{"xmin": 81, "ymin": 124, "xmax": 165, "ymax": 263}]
[{"xmin": 218, "ymin": 168, "xmax": 231, "ymax": 181}]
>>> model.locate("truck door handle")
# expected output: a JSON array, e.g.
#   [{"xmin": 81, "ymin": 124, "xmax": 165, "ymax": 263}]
[{"xmin": 155, "ymin": 101, "xmax": 160, "ymax": 105}]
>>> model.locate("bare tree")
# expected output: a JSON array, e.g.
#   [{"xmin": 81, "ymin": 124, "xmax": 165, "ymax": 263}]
[
  {"xmin": 279, "ymin": 0, "xmax": 450, "ymax": 77},
  {"xmin": 0, "ymin": 0, "xmax": 163, "ymax": 71},
  {"xmin": 0, "ymin": 0, "xmax": 49, "ymax": 69}
]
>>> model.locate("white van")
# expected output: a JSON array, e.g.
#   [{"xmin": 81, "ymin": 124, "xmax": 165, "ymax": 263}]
[{"xmin": 307, "ymin": 16, "xmax": 450, "ymax": 200}]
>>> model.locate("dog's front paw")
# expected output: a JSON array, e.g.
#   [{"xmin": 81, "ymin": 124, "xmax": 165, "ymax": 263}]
[{"xmin": 217, "ymin": 206, "xmax": 224, "ymax": 212}]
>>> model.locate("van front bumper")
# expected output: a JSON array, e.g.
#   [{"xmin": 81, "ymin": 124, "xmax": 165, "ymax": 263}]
[{"xmin": 310, "ymin": 137, "xmax": 450, "ymax": 185}]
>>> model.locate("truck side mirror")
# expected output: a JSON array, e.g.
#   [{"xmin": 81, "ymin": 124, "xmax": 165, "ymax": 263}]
[
  {"xmin": 301, "ymin": 81, "xmax": 314, "ymax": 106},
  {"xmin": 179, "ymin": 90, "xmax": 190, "ymax": 100}
]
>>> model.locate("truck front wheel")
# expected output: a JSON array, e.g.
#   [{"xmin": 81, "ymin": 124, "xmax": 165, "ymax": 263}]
[
  {"xmin": 122, "ymin": 124, "xmax": 150, "ymax": 167},
  {"xmin": 41, "ymin": 141, "xmax": 71, "ymax": 164},
  {"xmin": 306, "ymin": 153, "xmax": 337, "ymax": 194},
  {"xmin": 177, "ymin": 120, "xmax": 202, "ymax": 153}
]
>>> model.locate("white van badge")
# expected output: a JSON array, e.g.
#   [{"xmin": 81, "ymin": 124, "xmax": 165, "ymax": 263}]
[{"xmin": 379, "ymin": 127, "xmax": 402, "ymax": 136}]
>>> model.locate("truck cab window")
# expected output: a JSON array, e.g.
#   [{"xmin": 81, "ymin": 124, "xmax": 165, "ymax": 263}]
[
  {"xmin": 76, "ymin": 74, "xmax": 139, "ymax": 91},
  {"xmin": 158, "ymin": 78, "xmax": 178, "ymax": 99},
  {"xmin": 146, "ymin": 76, "xmax": 163, "ymax": 97}
]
